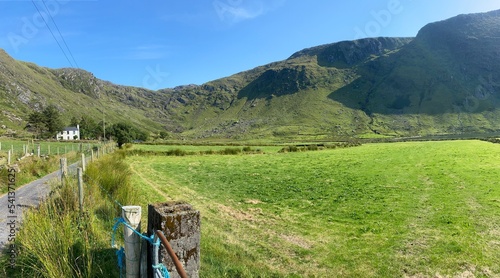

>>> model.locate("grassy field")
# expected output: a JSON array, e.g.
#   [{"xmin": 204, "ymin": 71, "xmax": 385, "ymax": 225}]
[
  {"xmin": 127, "ymin": 140, "xmax": 500, "ymax": 277},
  {"xmin": 131, "ymin": 143, "xmax": 285, "ymax": 153}
]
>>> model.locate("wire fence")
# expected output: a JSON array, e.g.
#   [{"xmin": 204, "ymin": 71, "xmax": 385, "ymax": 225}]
[{"xmin": 61, "ymin": 143, "xmax": 175, "ymax": 278}]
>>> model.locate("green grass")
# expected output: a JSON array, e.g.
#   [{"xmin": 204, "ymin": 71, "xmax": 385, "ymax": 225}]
[
  {"xmin": 127, "ymin": 140, "xmax": 500, "ymax": 277},
  {"xmin": 131, "ymin": 143, "xmax": 284, "ymax": 154},
  {"xmin": 2, "ymin": 149, "xmax": 130, "ymax": 277},
  {"xmin": 0, "ymin": 140, "xmax": 102, "ymax": 194}
]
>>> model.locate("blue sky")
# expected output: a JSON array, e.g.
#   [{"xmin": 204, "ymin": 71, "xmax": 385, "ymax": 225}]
[{"xmin": 1, "ymin": 0, "xmax": 500, "ymax": 90}]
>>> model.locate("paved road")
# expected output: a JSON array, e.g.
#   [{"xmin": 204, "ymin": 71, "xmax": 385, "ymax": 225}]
[{"xmin": 0, "ymin": 161, "xmax": 81, "ymax": 250}]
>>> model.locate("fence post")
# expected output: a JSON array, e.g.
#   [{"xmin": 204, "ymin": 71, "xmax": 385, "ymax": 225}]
[
  {"xmin": 7, "ymin": 150, "xmax": 11, "ymax": 165},
  {"xmin": 122, "ymin": 206, "xmax": 142, "ymax": 278},
  {"xmin": 81, "ymin": 153, "xmax": 86, "ymax": 172},
  {"xmin": 48, "ymin": 145, "xmax": 51, "ymax": 155},
  {"xmin": 60, "ymin": 158, "xmax": 68, "ymax": 185},
  {"xmin": 37, "ymin": 144, "xmax": 41, "ymax": 157},
  {"xmin": 148, "ymin": 202, "xmax": 200, "ymax": 278},
  {"xmin": 77, "ymin": 167, "xmax": 84, "ymax": 213}
]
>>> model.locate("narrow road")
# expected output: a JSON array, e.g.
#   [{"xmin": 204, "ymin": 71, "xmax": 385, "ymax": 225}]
[{"xmin": 0, "ymin": 161, "xmax": 81, "ymax": 250}]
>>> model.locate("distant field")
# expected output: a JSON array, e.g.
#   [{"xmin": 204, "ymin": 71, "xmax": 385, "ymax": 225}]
[
  {"xmin": 131, "ymin": 143, "xmax": 284, "ymax": 153},
  {"xmin": 128, "ymin": 140, "xmax": 500, "ymax": 277}
]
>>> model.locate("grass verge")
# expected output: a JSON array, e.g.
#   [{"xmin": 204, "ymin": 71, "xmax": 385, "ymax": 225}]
[{"xmin": 1, "ymin": 150, "xmax": 133, "ymax": 277}]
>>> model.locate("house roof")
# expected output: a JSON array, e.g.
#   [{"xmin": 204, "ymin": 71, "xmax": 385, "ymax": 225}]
[{"xmin": 62, "ymin": 126, "xmax": 79, "ymax": 132}]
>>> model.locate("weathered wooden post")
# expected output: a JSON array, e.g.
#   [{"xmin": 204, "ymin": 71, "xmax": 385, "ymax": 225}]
[
  {"xmin": 60, "ymin": 158, "xmax": 68, "ymax": 185},
  {"xmin": 7, "ymin": 150, "xmax": 11, "ymax": 165},
  {"xmin": 77, "ymin": 167, "xmax": 84, "ymax": 213},
  {"xmin": 81, "ymin": 153, "xmax": 86, "ymax": 172},
  {"xmin": 148, "ymin": 202, "xmax": 200, "ymax": 278},
  {"xmin": 37, "ymin": 144, "xmax": 41, "ymax": 157},
  {"xmin": 96, "ymin": 147, "xmax": 100, "ymax": 159},
  {"xmin": 91, "ymin": 149, "xmax": 94, "ymax": 162},
  {"xmin": 122, "ymin": 206, "xmax": 142, "ymax": 278}
]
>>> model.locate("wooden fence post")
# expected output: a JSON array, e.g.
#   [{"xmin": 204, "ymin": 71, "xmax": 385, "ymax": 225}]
[
  {"xmin": 48, "ymin": 145, "xmax": 51, "ymax": 155},
  {"xmin": 60, "ymin": 158, "xmax": 68, "ymax": 185},
  {"xmin": 91, "ymin": 149, "xmax": 94, "ymax": 162},
  {"xmin": 81, "ymin": 153, "xmax": 86, "ymax": 172},
  {"xmin": 7, "ymin": 150, "xmax": 11, "ymax": 165},
  {"xmin": 148, "ymin": 202, "xmax": 200, "ymax": 278},
  {"xmin": 122, "ymin": 206, "xmax": 142, "ymax": 278},
  {"xmin": 37, "ymin": 144, "xmax": 41, "ymax": 157},
  {"xmin": 77, "ymin": 167, "xmax": 84, "ymax": 213}
]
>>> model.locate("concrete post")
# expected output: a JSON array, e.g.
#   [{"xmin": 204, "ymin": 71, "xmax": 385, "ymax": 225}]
[
  {"xmin": 7, "ymin": 150, "xmax": 11, "ymax": 165},
  {"xmin": 122, "ymin": 206, "xmax": 142, "ymax": 278},
  {"xmin": 148, "ymin": 202, "xmax": 200, "ymax": 278},
  {"xmin": 77, "ymin": 167, "xmax": 84, "ymax": 213},
  {"xmin": 37, "ymin": 144, "xmax": 41, "ymax": 157}
]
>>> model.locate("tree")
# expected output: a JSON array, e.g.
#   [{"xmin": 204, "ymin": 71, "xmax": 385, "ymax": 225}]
[
  {"xmin": 107, "ymin": 122, "xmax": 148, "ymax": 147},
  {"xmin": 26, "ymin": 111, "xmax": 45, "ymax": 139},
  {"xmin": 42, "ymin": 105, "xmax": 64, "ymax": 137},
  {"xmin": 78, "ymin": 116, "xmax": 99, "ymax": 140},
  {"xmin": 26, "ymin": 105, "xmax": 64, "ymax": 139}
]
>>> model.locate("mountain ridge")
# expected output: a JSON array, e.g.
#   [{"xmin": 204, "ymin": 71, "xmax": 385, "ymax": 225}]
[{"xmin": 1, "ymin": 10, "xmax": 500, "ymax": 140}]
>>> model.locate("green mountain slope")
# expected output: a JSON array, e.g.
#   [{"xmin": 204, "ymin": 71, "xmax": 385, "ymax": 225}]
[
  {"xmin": 0, "ymin": 50, "xmax": 172, "ymax": 137},
  {"xmin": 1, "ymin": 10, "xmax": 500, "ymax": 140}
]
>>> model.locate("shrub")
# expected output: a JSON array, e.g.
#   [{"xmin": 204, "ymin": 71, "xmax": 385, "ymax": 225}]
[{"xmin": 220, "ymin": 148, "xmax": 242, "ymax": 155}]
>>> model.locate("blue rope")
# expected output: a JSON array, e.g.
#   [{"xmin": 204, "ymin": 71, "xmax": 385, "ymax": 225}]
[
  {"xmin": 112, "ymin": 217, "xmax": 170, "ymax": 278},
  {"xmin": 112, "ymin": 217, "xmax": 160, "ymax": 246},
  {"xmin": 153, "ymin": 263, "xmax": 170, "ymax": 278},
  {"xmin": 116, "ymin": 247, "xmax": 125, "ymax": 278}
]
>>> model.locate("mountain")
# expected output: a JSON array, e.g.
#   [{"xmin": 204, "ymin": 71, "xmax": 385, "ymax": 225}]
[{"xmin": 1, "ymin": 10, "xmax": 500, "ymax": 140}]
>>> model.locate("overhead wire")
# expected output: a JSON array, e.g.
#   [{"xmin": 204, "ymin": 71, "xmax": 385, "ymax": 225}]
[
  {"xmin": 41, "ymin": 0, "xmax": 79, "ymax": 68},
  {"xmin": 31, "ymin": 0, "xmax": 76, "ymax": 68}
]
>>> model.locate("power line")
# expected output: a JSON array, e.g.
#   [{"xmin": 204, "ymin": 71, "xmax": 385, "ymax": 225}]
[
  {"xmin": 41, "ymin": 0, "xmax": 79, "ymax": 68},
  {"xmin": 31, "ymin": 0, "xmax": 74, "ymax": 68}
]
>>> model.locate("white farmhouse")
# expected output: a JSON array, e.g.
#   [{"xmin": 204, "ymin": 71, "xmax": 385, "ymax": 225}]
[{"xmin": 57, "ymin": 124, "xmax": 80, "ymax": 140}]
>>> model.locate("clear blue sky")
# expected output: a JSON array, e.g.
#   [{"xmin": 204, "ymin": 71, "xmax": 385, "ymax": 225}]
[{"xmin": 1, "ymin": 0, "xmax": 500, "ymax": 90}]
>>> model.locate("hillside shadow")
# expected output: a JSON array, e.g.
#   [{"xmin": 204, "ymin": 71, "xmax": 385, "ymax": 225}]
[{"xmin": 237, "ymin": 67, "xmax": 310, "ymax": 100}]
